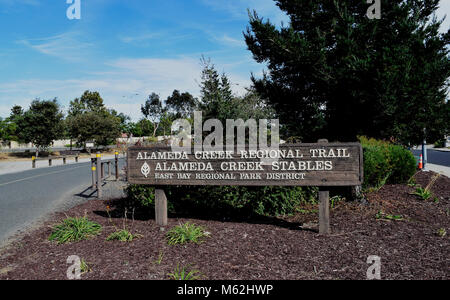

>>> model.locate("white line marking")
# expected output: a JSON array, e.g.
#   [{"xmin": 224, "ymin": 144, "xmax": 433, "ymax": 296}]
[{"xmin": 0, "ymin": 165, "xmax": 88, "ymax": 187}]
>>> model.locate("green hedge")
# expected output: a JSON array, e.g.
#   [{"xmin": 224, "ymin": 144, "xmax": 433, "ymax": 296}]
[
  {"xmin": 125, "ymin": 185, "xmax": 317, "ymax": 217},
  {"xmin": 359, "ymin": 136, "xmax": 416, "ymax": 188}
]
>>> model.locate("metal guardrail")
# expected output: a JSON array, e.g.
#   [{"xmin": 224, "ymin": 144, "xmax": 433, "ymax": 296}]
[
  {"xmin": 91, "ymin": 152, "xmax": 121, "ymax": 199},
  {"xmin": 32, "ymin": 155, "xmax": 79, "ymax": 168}
]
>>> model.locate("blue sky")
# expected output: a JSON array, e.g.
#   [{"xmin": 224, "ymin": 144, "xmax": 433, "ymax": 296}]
[{"xmin": 0, "ymin": 0, "xmax": 449, "ymax": 121}]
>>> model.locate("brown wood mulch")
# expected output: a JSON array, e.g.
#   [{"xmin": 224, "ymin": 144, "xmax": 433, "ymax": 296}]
[{"xmin": 0, "ymin": 171, "xmax": 448, "ymax": 280}]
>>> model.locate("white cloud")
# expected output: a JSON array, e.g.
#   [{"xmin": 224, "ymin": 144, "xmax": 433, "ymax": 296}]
[
  {"xmin": 17, "ymin": 32, "xmax": 93, "ymax": 61},
  {"xmin": 119, "ymin": 32, "xmax": 165, "ymax": 44},
  {"xmin": 215, "ymin": 34, "xmax": 245, "ymax": 48}
]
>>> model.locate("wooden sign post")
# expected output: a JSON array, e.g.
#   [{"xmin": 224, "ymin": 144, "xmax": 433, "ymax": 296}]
[
  {"xmin": 155, "ymin": 188, "xmax": 168, "ymax": 226},
  {"xmin": 127, "ymin": 141, "xmax": 363, "ymax": 232}
]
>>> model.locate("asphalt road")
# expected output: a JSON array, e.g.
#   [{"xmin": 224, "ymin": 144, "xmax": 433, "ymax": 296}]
[
  {"xmin": 0, "ymin": 158, "xmax": 125, "ymax": 246},
  {"xmin": 411, "ymin": 149, "xmax": 450, "ymax": 167}
]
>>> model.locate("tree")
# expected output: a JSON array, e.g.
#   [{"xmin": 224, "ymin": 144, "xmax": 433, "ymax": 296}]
[
  {"xmin": 0, "ymin": 118, "xmax": 4, "ymax": 141},
  {"xmin": 3, "ymin": 106, "xmax": 24, "ymax": 142},
  {"xmin": 129, "ymin": 119, "xmax": 154, "ymax": 137},
  {"xmin": 198, "ymin": 58, "xmax": 274, "ymax": 122},
  {"xmin": 198, "ymin": 57, "xmax": 236, "ymax": 122},
  {"xmin": 0, "ymin": 106, "xmax": 23, "ymax": 143},
  {"xmin": 19, "ymin": 99, "xmax": 64, "ymax": 156},
  {"xmin": 68, "ymin": 90, "xmax": 106, "ymax": 116},
  {"xmin": 66, "ymin": 112, "xmax": 121, "ymax": 147},
  {"xmin": 166, "ymin": 90, "xmax": 198, "ymax": 118},
  {"xmin": 244, "ymin": 0, "xmax": 449, "ymax": 144},
  {"xmin": 157, "ymin": 111, "xmax": 175, "ymax": 137},
  {"xmin": 109, "ymin": 109, "xmax": 132, "ymax": 134},
  {"xmin": 66, "ymin": 91, "xmax": 121, "ymax": 147},
  {"xmin": 141, "ymin": 93, "xmax": 167, "ymax": 138}
]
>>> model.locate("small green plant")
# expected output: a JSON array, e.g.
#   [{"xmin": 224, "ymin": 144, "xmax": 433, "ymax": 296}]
[
  {"xmin": 49, "ymin": 216, "xmax": 102, "ymax": 244},
  {"xmin": 407, "ymin": 175, "xmax": 417, "ymax": 187},
  {"xmin": 330, "ymin": 195, "xmax": 344, "ymax": 209},
  {"xmin": 413, "ymin": 187, "xmax": 433, "ymax": 201},
  {"xmin": 166, "ymin": 222, "xmax": 209, "ymax": 246},
  {"xmin": 437, "ymin": 228, "xmax": 447, "ymax": 238},
  {"xmin": 80, "ymin": 259, "xmax": 92, "ymax": 274},
  {"xmin": 413, "ymin": 174, "xmax": 440, "ymax": 201},
  {"xmin": 155, "ymin": 251, "xmax": 164, "ymax": 265},
  {"xmin": 105, "ymin": 207, "xmax": 141, "ymax": 242},
  {"xmin": 106, "ymin": 229, "xmax": 141, "ymax": 242},
  {"xmin": 168, "ymin": 264, "xmax": 202, "ymax": 280},
  {"xmin": 375, "ymin": 211, "xmax": 404, "ymax": 221}
]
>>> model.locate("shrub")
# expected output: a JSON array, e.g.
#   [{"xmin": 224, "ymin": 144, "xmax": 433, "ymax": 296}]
[
  {"xmin": 434, "ymin": 138, "xmax": 446, "ymax": 148},
  {"xmin": 166, "ymin": 222, "xmax": 208, "ymax": 246},
  {"xmin": 49, "ymin": 216, "xmax": 102, "ymax": 244},
  {"xmin": 124, "ymin": 184, "xmax": 317, "ymax": 217},
  {"xmin": 361, "ymin": 144, "xmax": 391, "ymax": 189},
  {"xmin": 169, "ymin": 185, "xmax": 318, "ymax": 217},
  {"xmin": 387, "ymin": 145, "xmax": 417, "ymax": 184},
  {"xmin": 106, "ymin": 229, "xmax": 141, "ymax": 242},
  {"xmin": 359, "ymin": 136, "xmax": 416, "ymax": 189},
  {"xmin": 124, "ymin": 184, "xmax": 155, "ymax": 209}
]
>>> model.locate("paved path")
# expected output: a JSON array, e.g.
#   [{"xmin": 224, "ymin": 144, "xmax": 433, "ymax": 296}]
[{"xmin": 0, "ymin": 157, "xmax": 126, "ymax": 246}]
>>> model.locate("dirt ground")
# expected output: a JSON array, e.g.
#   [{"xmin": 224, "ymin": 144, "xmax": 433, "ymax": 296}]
[{"xmin": 0, "ymin": 171, "xmax": 448, "ymax": 280}]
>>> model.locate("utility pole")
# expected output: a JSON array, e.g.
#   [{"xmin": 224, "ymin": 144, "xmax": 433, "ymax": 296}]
[{"xmin": 422, "ymin": 128, "xmax": 428, "ymax": 170}]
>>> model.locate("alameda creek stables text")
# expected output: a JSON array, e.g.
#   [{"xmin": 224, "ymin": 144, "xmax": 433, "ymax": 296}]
[{"xmin": 127, "ymin": 143, "xmax": 363, "ymax": 187}]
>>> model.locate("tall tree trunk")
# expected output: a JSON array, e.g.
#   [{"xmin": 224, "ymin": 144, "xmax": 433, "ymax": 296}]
[{"xmin": 153, "ymin": 123, "xmax": 159, "ymax": 138}]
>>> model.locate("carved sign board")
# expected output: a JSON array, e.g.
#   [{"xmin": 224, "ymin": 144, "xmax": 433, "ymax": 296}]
[{"xmin": 127, "ymin": 143, "xmax": 363, "ymax": 187}]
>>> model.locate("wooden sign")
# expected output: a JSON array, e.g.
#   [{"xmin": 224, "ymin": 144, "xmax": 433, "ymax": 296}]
[{"xmin": 127, "ymin": 142, "xmax": 363, "ymax": 187}]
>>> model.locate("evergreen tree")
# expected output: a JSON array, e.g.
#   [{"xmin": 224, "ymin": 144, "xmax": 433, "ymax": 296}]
[
  {"xmin": 198, "ymin": 57, "xmax": 236, "ymax": 122},
  {"xmin": 245, "ymin": 0, "xmax": 449, "ymax": 144}
]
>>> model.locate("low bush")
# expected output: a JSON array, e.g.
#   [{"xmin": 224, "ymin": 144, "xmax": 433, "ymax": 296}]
[
  {"xmin": 124, "ymin": 184, "xmax": 155, "ymax": 209},
  {"xmin": 168, "ymin": 185, "xmax": 317, "ymax": 217},
  {"xmin": 106, "ymin": 229, "xmax": 141, "ymax": 242},
  {"xmin": 124, "ymin": 184, "xmax": 318, "ymax": 217},
  {"xmin": 359, "ymin": 136, "xmax": 416, "ymax": 189},
  {"xmin": 387, "ymin": 144, "xmax": 417, "ymax": 184},
  {"xmin": 166, "ymin": 222, "xmax": 208, "ymax": 246},
  {"xmin": 49, "ymin": 216, "xmax": 102, "ymax": 244},
  {"xmin": 434, "ymin": 138, "xmax": 446, "ymax": 148}
]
